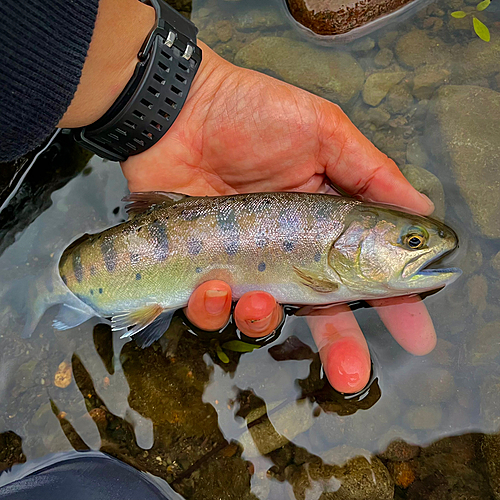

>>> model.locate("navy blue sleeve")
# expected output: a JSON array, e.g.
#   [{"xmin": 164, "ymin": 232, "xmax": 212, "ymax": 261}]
[{"xmin": 0, "ymin": 0, "xmax": 100, "ymax": 162}]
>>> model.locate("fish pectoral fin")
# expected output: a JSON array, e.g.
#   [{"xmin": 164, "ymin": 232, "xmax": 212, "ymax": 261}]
[
  {"xmin": 123, "ymin": 192, "xmax": 191, "ymax": 217},
  {"xmin": 292, "ymin": 266, "xmax": 339, "ymax": 294},
  {"xmin": 53, "ymin": 304, "xmax": 96, "ymax": 330},
  {"xmin": 112, "ymin": 304, "xmax": 164, "ymax": 338},
  {"xmin": 134, "ymin": 310, "xmax": 175, "ymax": 348}
]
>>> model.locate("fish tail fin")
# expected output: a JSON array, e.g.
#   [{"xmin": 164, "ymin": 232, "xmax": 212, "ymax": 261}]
[{"xmin": 6, "ymin": 264, "xmax": 96, "ymax": 339}]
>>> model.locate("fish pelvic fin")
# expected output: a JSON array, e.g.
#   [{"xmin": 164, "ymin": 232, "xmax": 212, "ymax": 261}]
[
  {"xmin": 292, "ymin": 266, "xmax": 340, "ymax": 294},
  {"xmin": 123, "ymin": 192, "xmax": 190, "ymax": 217},
  {"xmin": 53, "ymin": 304, "xmax": 97, "ymax": 331},
  {"xmin": 113, "ymin": 304, "xmax": 174, "ymax": 347}
]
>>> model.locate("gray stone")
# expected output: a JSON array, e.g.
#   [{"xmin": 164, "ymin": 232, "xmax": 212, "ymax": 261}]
[
  {"xmin": 351, "ymin": 37, "xmax": 376, "ymax": 53},
  {"xmin": 426, "ymin": 85, "xmax": 500, "ymax": 238},
  {"xmin": 395, "ymin": 30, "xmax": 452, "ymax": 68},
  {"xmin": 362, "ymin": 70, "xmax": 406, "ymax": 106},
  {"xmin": 458, "ymin": 38, "xmax": 500, "ymax": 83},
  {"xmin": 480, "ymin": 373, "xmax": 500, "ymax": 430},
  {"xmin": 398, "ymin": 367, "xmax": 455, "ymax": 405},
  {"xmin": 406, "ymin": 137, "xmax": 429, "ymax": 168},
  {"xmin": 405, "ymin": 405, "xmax": 443, "ymax": 430},
  {"xmin": 492, "ymin": 252, "xmax": 500, "ymax": 274},
  {"xmin": 234, "ymin": 37, "xmax": 364, "ymax": 104},
  {"xmin": 412, "ymin": 64, "xmax": 451, "ymax": 100},
  {"xmin": 234, "ymin": 9, "xmax": 286, "ymax": 31},
  {"xmin": 378, "ymin": 31, "xmax": 399, "ymax": 49},
  {"xmin": 400, "ymin": 164, "xmax": 445, "ymax": 219},
  {"xmin": 386, "ymin": 82, "xmax": 414, "ymax": 114},
  {"xmin": 467, "ymin": 321, "xmax": 500, "ymax": 367},
  {"xmin": 374, "ymin": 48, "xmax": 394, "ymax": 68},
  {"xmin": 467, "ymin": 274, "xmax": 488, "ymax": 314}
]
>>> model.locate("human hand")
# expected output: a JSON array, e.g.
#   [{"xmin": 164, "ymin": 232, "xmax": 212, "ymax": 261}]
[{"xmin": 121, "ymin": 42, "xmax": 438, "ymax": 394}]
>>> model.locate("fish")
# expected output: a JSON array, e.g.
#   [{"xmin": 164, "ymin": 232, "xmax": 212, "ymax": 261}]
[{"xmin": 24, "ymin": 192, "xmax": 461, "ymax": 347}]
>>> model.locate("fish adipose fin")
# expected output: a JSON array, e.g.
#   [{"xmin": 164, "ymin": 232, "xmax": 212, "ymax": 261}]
[
  {"xmin": 112, "ymin": 304, "xmax": 174, "ymax": 348},
  {"xmin": 292, "ymin": 266, "xmax": 339, "ymax": 293},
  {"xmin": 123, "ymin": 192, "xmax": 190, "ymax": 217}
]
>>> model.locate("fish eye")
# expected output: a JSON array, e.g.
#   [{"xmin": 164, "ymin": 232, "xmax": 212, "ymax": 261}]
[
  {"xmin": 406, "ymin": 235, "xmax": 424, "ymax": 249},
  {"xmin": 402, "ymin": 226, "xmax": 428, "ymax": 250}
]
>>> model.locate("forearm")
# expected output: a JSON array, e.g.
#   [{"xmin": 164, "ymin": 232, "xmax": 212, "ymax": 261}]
[
  {"xmin": 58, "ymin": 0, "xmax": 219, "ymax": 130},
  {"xmin": 58, "ymin": 0, "xmax": 155, "ymax": 128}
]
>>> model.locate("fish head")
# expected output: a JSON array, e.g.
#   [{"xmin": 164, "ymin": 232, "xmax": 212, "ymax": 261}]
[{"xmin": 328, "ymin": 207, "xmax": 461, "ymax": 295}]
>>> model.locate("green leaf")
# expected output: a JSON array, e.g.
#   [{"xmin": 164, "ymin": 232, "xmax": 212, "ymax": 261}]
[
  {"xmin": 476, "ymin": 0, "xmax": 490, "ymax": 11},
  {"xmin": 222, "ymin": 340, "xmax": 261, "ymax": 353},
  {"xmin": 473, "ymin": 16, "xmax": 491, "ymax": 41},
  {"xmin": 216, "ymin": 345, "xmax": 230, "ymax": 363},
  {"xmin": 451, "ymin": 10, "xmax": 467, "ymax": 18}
]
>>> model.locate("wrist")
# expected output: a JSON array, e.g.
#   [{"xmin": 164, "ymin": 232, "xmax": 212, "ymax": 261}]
[{"xmin": 58, "ymin": 0, "xmax": 155, "ymax": 128}]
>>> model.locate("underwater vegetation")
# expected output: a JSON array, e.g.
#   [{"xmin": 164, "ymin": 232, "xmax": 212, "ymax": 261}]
[{"xmin": 451, "ymin": 0, "xmax": 492, "ymax": 41}]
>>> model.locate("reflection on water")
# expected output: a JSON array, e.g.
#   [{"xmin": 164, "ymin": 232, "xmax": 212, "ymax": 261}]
[{"xmin": 1, "ymin": 0, "xmax": 500, "ymax": 498}]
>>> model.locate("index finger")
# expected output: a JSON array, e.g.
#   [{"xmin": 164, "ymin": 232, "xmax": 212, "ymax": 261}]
[{"xmin": 316, "ymin": 103, "xmax": 435, "ymax": 215}]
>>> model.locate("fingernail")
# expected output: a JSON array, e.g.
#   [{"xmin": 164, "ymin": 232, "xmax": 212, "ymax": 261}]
[
  {"xmin": 204, "ymin": 290, "xmax": 228, "ymax": 315},
  {"xmin": 420, "ymin": 193, "xmax": 435, "ymax": 213},
  {"xmin": 245, "ymin": 311, "xmax": 273, "ymax": 333}
]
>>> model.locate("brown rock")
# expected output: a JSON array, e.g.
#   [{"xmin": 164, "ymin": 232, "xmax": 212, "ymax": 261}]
[{"xmin": 286, "ymin": 0, "xmax": 422, "ymax": 36}]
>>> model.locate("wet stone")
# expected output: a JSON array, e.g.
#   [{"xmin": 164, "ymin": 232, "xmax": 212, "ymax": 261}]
[
  {"xmin": 395, "ymin": 30, "xmax": 451, "ymax": 68},
  {"xmin": 401, "ymin": 164, "xmax": 445, "ymax": 219},
  {"xmin": 466, "ymin": 321, "xmax": 500, "ymax": 367},
  {"xmin": 398, "ymin": 367, "xmax": 455, "ymax": 405},
  {"xmin": 362, "ymin": 69, "xmax": 406, "ymax": 106},
  {"xmin": 412, "ymin": 64, "xmax": 451, "ymax": 100},
  {"xmin": 235, "ymin": 37, "xmax": 364, "ymax": 104},
  {"xmin": 480, "ymin": 373, "xmax": 500, "ymax": 430},
  {"xmin": 286, "ymin": 0, "xmax": 421, "ymax": 36},
  {"xmin": 406, "ymin": 137, "xmax": 429, "ymax": 168},
  {"xmin": 351, "ymin": 36, "xmax": 376, "ymax": 53},
  {"xmin": 385, "ymin": 82, "xmax": 414, "ymax": 114},
  {"xmin": 379, "ymin": 438, "xmax": 421, "ymax": 462},
  {"xmin": 374, "ymin": 48, "xmax": 394, "ymax": 68},
  {"xmin": 482, "ymin": 433, "xmax": 500, "ymax": 500},
  {"xmin": 426, "ymin": 85, "xmax": 500, "ymax": 238},
  {"xmin": 405, "ymin": 405, "xmax": 443, "ymax": 430}
]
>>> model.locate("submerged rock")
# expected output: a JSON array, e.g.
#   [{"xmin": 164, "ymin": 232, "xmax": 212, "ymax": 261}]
[
  {"xmin": 458, "ymin": 38, "xmax": 500, "ymax": 84},
  {"xmin": 395, "ymin": 30, "xmax": 451, "ymax": 68},
  {"xmin": 400, "ymin": 164, "xmax": 445, "ymax": 219},
  {"xmin": 426, "ymin": 85, "xmax": 500, "ymax": 238},
  {"xmin": 362, "ymin": 69, "xmax": 406, "ymax": 106},
  {"xmin": 234, "ymin": 37, "xmax": 364, "ymax": 104},
  {"xmin": 412, "ymin": 64, "xmax": 451, "ymax": 100}
]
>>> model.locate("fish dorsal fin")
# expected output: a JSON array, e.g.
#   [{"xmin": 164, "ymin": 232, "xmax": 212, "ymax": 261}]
[
  {"xmin": 123, "ymin": 192, "xmax": 189, "ymax": 217},
  {"xmin": 292, "ymin": 266, "xmax": 339, "ymax": 293},
  {"xmin": 112, "ymin": 303, "xmax": 164, "ymax": 338}
]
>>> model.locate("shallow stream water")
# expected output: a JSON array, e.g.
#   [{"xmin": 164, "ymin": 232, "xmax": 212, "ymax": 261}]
[{"xmin": 1, "ymin": 0, "xmax": 500, "ymax": 498}]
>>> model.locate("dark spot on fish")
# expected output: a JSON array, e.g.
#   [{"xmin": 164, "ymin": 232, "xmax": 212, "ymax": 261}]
[
  {"xmin": 90, "ymin": 289, "xmax": 94, "ymax": 295},
  {"xmin": 181, "ymin": 208, "xmax": 202, "ymax": 221},
  {"xmin": 315, "ymin": 208, "xmax": 327, "ymax": 221},
  {"xmin": 217, "ymin": 208, "xmax": 240, "ymax": 256},
  {"xmin": 90, "ymin": 265, "xmax": 97, "ymax": 276},
  {"xmin": 130, "ymin": 252, "xmax": 140, "ymax": 265},
  {"xmin": 149, "ymin": 221, "xmax": 169, "ymax": 261},
  {"xmin": 196, "ymin": 267, "xmax": 203, "ymax": 273},
  {"xmin": 136, "ymin": 273, "xmax": 141, "ymax": 280},
  {"xmin": 187, "ymin": 238, "xmax": 203, "ymax": 256},
  {"xmin": 314, "ymin": 252, "xmax": 322, "ymax": 262},
  {"xmin": 72, "ymin": 252, "xmax": 83, "ymax": 283},
  {"xmin": 258, "ymin": 262, "xmax": 266, "ymax": 272},
  {"xmin": 278, "ymin": 211, "xmax": 299, "ymax": 253},
  {"xmin": 61, "ymin": 275, "xmax": 67, "ymax": 286},
  {"xmin": 101, "ymin": 237, "xmax": 117, "ymax": 273},
  {"xmin": 99, "ymin": 288, "xmax": 103, "ymax": 294},
  {"xmin": 255, "ymin": 231, "xmax": 268, "ymax": 249},
  {"xmin": 283, "ymin": 240, "xmax": 294, "ymax": 252},
  {"xmin": 112, "ymin": 207, "xmax": 119, "ymax": 215}
]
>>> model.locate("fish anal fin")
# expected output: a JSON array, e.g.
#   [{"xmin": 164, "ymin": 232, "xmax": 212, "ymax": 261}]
[
  {"xmin": 134, "ymin": 310, "xmax": 175, "ymax": 348},
  {"xmin": 112, "ymin": 304, "xmax": 163, "ymax": 338},
  {"xmin": 123, "ymin": 192, "xmax": 190, "ymax": 217},
  {"xmin": 293, "ymin": 266, "xmax": 339, "ymax": 294}
]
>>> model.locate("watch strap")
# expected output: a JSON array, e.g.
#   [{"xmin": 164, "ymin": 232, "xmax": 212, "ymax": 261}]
[{"xmin": 73, "ymin": 0, "xmax": 202, "ymax": 162}]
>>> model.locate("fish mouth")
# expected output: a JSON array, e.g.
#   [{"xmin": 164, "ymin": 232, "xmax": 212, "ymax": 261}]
[{"xmin": 407, "ymin": 249, "xmax": 462, "ymax": 288}]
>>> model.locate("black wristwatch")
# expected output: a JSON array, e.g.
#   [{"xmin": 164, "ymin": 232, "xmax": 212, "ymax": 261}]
[{"xmin": 73, "ymin": 0, "xmax": 202, "ymax": 162}]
